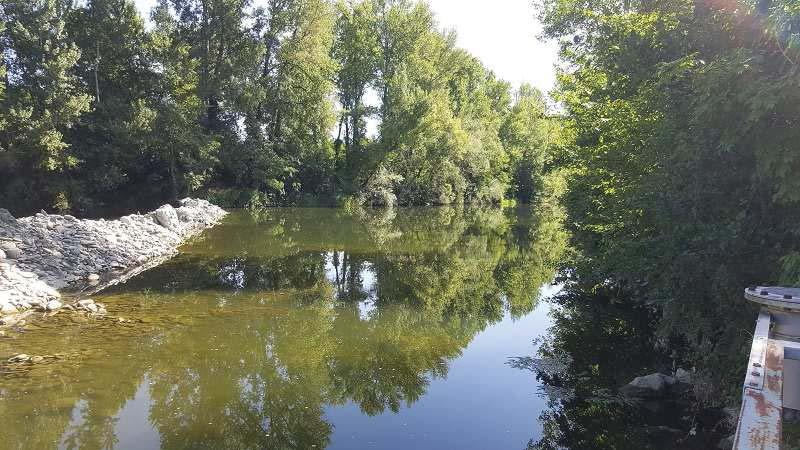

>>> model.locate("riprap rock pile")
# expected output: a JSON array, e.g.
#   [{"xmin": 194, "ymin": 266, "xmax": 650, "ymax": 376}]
[{"xmin": 0, "ymin": 198, "xmax": 226, "ymax": 316}]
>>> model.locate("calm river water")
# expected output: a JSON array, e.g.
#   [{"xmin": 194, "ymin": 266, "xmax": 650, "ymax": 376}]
[{"xmin": 0, "ymin": 207, "xmax": 570, "ymax": 449}]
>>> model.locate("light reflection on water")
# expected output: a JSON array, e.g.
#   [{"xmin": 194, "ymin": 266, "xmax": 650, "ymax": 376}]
[{"xmin": 324, "ymin": 303, "xmax": 554, "ymax": 450}]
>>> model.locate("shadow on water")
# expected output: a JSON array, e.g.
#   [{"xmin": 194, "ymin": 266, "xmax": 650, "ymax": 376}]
[
  {"xmin": 509, "ymin": 284, "xmax": 731, "ymax": 449},
  {"xmin": 0, "ymin": 206, "xmax": 566, "ymax": 450}
]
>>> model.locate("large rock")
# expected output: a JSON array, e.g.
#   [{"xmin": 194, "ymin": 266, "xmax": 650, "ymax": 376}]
[
  {"xmin": 620, "ymin": 373, "xmax": 676, "ymax": 398},
  {"xmin": 152, "ymin": 205, "xmax": 181, "ymax": 232},
  {"xmin": 674, "ymin": 368, "xmax": 692, "ymax": 384},
  {"xmin": 1, "ymin": 242, "xmax": 20, "ymax": 259}
]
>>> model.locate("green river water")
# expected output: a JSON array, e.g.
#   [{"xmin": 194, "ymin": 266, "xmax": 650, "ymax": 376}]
[{"xmin": 0, "ymin": 207, "xmax": 570, "ymax": 449}]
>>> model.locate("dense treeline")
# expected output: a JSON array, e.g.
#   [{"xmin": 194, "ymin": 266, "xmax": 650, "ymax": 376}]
[
  {"xmin": 541, "ymin": 0, "xmax": 800, "ymax": 403},
  {"xmin": 0, "ymin": 0, "xmax": 566, "ymax": 215}
]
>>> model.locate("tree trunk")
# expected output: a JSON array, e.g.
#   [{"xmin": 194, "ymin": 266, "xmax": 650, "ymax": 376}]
[{"xmin": 94, "ymin": 42, "xmax": 101, "ymax": 103}]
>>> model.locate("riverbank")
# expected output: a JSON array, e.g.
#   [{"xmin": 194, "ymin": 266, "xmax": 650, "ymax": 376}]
[{"xmin": 0, "ymin": 198, "xmax": 227, "ymax": 321}]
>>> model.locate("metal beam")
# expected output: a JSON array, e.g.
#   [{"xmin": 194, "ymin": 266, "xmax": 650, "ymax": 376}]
[{"xmin": 733, "ymin": 310, "xmax": 784, "ymax": 450}]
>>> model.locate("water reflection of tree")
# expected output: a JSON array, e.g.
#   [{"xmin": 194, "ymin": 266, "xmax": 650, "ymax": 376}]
[
  {"xmin": 0, "ymin": 206, "xmax": 567, "ymax": 449},
  {"xmin": 511, "ymin": 285, "xmax": 723, "ymax": 449}
]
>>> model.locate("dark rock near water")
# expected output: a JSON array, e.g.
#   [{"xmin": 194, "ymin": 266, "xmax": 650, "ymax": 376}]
[{"xmin": 620, "ymin": 373, "xmax": 677, "ymax": 398}]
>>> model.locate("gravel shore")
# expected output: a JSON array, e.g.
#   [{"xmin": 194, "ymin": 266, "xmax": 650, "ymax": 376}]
[{"xmin": 0, "ymin": 198, "xmax": 227, "ymax": 319}]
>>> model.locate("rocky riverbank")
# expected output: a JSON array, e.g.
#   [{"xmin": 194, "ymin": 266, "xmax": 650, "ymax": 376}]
[{"xmin": 0, "ymin": 198, "xmax": 227, "ymax": 320}]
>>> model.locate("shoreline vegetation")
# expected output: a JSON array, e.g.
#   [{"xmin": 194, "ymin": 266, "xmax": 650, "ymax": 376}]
[{"xmin": 0, "ymin": 0, "xmax": 566, "ymax": 218}]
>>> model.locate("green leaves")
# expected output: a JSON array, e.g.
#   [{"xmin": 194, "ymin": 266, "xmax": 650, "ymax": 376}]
[
  {"xmin": 541, "ymin": 0, "xmax": 800, "ymax": 402},
  {"xmin": 0, "ymin": 0, "xmax": 92, "ymax": 211},
  {"xmin": 0, "ymin": 0, "xmax": 566, "ymax": 215}
]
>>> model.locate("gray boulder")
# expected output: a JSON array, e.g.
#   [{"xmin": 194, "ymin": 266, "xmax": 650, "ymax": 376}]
[
  {"xmin": 1, "ymin": 242, "xmax": 20, "ymax": 259},
  {"xmin": 0, "ymin": 209, "xmax": 15, "ymax": 222},
  {"xmin": 674, "ymin": 368, "xmax": 692, "ymax": 384},
  {"xmin": 620, "ymin": 373, "xmax": 676, "ymax": 398},
  {"xmin": 152, "ymin": 205, "xmax": 181, "ymax": 232}
]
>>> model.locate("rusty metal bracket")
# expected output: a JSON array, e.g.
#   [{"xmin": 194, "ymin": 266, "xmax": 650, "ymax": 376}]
[
  {"xmin": 744, "ymin": 311, "xmax": 770, "ymax": 391},
  {"xmin": 733, "ymin": 310, "xmax": 784, "ymax": 450}
]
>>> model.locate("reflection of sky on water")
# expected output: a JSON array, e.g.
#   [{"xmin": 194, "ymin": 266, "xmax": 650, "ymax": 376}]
[
  {"xmin": 68, "ymin": 297, "xmax": 554, "ymax": 450},
  {"xmin": 324, "ymin": 301, "xmax": 553, "ymax": 450},
  {"xmin": 325, "ymin": 251, "xmax": 378, "ymax": 320}
]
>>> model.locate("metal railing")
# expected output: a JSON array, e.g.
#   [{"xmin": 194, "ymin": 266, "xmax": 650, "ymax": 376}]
[{"xmin": 734, "ymin": 287, "xmax": 800, "ymax": 450}]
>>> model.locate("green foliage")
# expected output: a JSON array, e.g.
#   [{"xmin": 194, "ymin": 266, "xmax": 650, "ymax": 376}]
[
  {"xmin": 0, "ymin": 0, "xmax": 93, "ymax": 211},
  {"xmin": 0, "ymin": 0, "xmax": 564, "ymax": 215},
  {"xmin": 540, "ymin": 0, "xmax": 800, "ymax": 402},
  {"xmin": 359, "ymin": 163, "xmax": 402, "ymax": 207}
]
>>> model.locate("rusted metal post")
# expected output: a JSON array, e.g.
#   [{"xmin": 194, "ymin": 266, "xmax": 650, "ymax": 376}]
[{"xmin": 733, "ymin": 286, "xmax": 800, "ymax": 450}]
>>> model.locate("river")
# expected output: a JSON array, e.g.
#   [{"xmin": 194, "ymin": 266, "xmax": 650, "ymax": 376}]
[{"xmin": 0, "ymin": 207, "xmax": 721, "ymax": 449}]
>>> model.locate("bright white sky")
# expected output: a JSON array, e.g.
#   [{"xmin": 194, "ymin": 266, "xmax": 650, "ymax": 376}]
[
  {"xmin": 426, "ymin": 0, "xmax": 557, "ymax": 92},
  {"xmin": 133, "ymin": 0, "xmax": 558, "ymax": 93}
]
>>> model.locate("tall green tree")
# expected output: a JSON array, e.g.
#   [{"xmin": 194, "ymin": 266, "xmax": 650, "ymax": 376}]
[
  {"xmin": 332, "ymin": 0, "xmax": 380, "ymax": 191},
  {"xmin": 220, "ymin": 0, "xmax": 337, "ymax": 203},
  {"xmin": 0, "ymin": 0, "xmax": 92, "ymax": 212},
  {"xmin": 501, "ymin": 84, "xmax": 565, "ymax": 203},
  {"xmin": 64, "ymin": 0, "xmax": 163, "ymax": 212}
]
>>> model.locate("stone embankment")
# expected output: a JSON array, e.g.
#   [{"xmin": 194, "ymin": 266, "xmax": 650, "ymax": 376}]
[{"xmin": 0, "ymin": 198, "xmax": 227, "ymax": 319}]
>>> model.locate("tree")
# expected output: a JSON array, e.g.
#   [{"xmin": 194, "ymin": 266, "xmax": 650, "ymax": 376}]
[
  {"xmin": 0, "ymin": 0, "xmax": 92, "ymax": 213},
  {"xmin": 332, "ymin": 0, "xmax": 380, "ymax": 192},
  {"xmin": 500, "ymin": 84, "xmax": 562, "ymax": 203},
  {"xmin": 539, "ymin": 0, "xmax": 800, "ymax": 400}
]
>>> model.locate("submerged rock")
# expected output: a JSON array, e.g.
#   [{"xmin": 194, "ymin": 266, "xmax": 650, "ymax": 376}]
[{"xmin": 8, "ymin": 354, "xmax": 29, "ymax": 363}]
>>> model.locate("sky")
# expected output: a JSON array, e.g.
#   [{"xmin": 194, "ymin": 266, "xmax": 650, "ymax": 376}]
[
  {"xmin": 425, "ymin": 0, "xmax": 558, "ymax": 92},
  {"xmin": 132, "ymin": 0, "xmax": 559, "ymax": 93}
]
